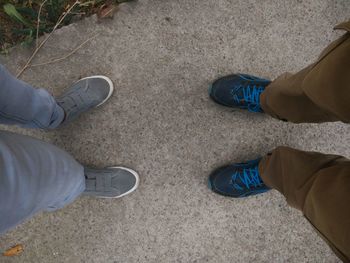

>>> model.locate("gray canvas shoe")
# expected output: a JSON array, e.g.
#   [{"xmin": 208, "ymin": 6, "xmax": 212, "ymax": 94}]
[
  {"xmin": 57, "ymin": 76, "xmax": 114, "ymax": 125},
  {"xmin": 83, "ymin": 166, "xmax": 139, "ymax": 198}
]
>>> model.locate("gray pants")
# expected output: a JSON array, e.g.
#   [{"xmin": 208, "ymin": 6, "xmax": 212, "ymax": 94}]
[{"xmin": 0, "ymin": 65, "xmax": 85, "ymax": 235}]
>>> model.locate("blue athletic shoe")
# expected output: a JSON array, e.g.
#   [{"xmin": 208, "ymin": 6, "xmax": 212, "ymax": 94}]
[
  {"xmin": 208, "ymin": 74, "xmax": 271, "ymax": 112},
  {"xmin": 208, "ymin": 158, "xmax": 270, "ymax": 198}
]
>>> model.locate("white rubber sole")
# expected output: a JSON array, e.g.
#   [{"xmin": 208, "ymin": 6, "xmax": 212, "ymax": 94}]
[
  {"xmin": 102, "ymin": 166, "xmax": 140, "ymax": 199},
  {"xmin": 77, "ymin": 75, "xmax": 114, "ymax": 107}
]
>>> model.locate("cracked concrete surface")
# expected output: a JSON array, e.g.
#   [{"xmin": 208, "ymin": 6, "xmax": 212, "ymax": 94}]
[{"xmin": 0, "ymin": 0, "xmax": 349, "ymax": 262}]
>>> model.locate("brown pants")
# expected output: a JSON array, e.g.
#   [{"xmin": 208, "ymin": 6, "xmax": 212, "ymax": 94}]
[{"xmin": 258, "ymin": 21, "xmax": 350, "ymax": 262}]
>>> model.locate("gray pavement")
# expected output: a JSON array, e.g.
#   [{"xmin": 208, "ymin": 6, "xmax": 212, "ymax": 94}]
[{"xmin": 0, "ymin": 0, "xmax": 349, "ymax": 262}]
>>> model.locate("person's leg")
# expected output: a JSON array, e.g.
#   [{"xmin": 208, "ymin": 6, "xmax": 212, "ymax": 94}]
[
  {"xmin": 208, "ymin": 147, "xmax": 350, "ymax": 261},
  {"xmin": 0, "ymin": 130, "xmax": 140, "ymax": 235},
  {"xmin": 260, "ymin": 21, "xmax": 350, "ymax": 123},
  {"xmin": 0, "ymin": 64, "xmax": 114, "ymax": 129},
  {"xmin": 208, "ymin": 21, "xmax": 350, "ymax": 124},
  {"xmin": 0, "ymin": 64, "xmax": 65, "ymax": 129},
  {"xmin": 259, "ymin": 146, "xmax": 350, "ymax": 262},
  {"xmin": 0, "ymin": 130, "xmax": 85, "ymax": 234}
]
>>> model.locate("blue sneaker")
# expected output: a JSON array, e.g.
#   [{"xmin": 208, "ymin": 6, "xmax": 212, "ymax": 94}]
[
  {"xmin": 208, "ymin": 158, "xmax": 270, "ymax": 198},
  {"xmin": 208, "ymin": 74, "xmax": 271, "ymax": 112}
]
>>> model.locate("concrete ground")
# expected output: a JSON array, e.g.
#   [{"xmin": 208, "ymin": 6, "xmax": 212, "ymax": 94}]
[{"xmin": 0, "ymin": 0, "xmax": 349, "ymax": 262}]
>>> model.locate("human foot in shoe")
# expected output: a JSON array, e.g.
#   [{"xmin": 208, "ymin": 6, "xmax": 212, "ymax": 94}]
[
  {"xmin": 208, "ymin": 74, "xmax": 271, "ymax": 112},
  {"xmin": 84, "ymin": 166, "xmax": 139, "ymax": 198},
  {"xmin": 57, "ymin": 76, "xmax": 114, "ymax": 125},
  {"xmin": 208, "ymin": 158, "xmax": 270, "ymax": 198}
]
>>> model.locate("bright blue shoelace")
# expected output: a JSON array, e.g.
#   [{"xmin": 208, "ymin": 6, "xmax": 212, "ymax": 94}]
[
  {"xmin": 231, "ymin": 167, "xmax": 263, "ymax": 191},
  {"xmin": 232, "ymin": 85, "xmax": 264, "ymax": 112}
]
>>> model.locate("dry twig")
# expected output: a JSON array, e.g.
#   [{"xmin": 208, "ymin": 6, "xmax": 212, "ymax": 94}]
[
  {"xmin": 30, "ymin": 34, "xmax": 98, "ymax": 67},
  {"xmin": 16, "ymin": 0, "xmax": 81, "ymax": 77},
  {"xmin": 36, "ymin": 0, "xmax": 48, "ymax": 48}
]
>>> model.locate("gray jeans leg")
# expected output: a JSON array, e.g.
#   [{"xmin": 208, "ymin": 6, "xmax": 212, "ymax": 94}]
[
  {"xmin": 0, "ymin": 131, "xmax": 85, "ymax": 235},
  {"xmin": 0, "ymin": 64, "xmax": 64, "ymax": 129}
]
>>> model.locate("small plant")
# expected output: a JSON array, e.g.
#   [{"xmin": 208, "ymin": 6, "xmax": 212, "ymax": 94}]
[{"xmin": 0, "ymin": 0, "xmax": 134, "ymax": 53}]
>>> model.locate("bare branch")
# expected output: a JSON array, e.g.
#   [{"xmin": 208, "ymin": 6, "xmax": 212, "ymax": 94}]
[
  {"xmin": 16, "ymin": 0, "xmax": 81, "ymax": 78},
  {"xmin": 30, "ymin": 34, "xmax": 98, "ymax": 67},
  {"xmin": 36, "ymin": 0, "xmax": 48, "ymax": 48}
]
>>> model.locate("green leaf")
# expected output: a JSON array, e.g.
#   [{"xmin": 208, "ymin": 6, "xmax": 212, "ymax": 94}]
[
  {"xmin": 16, "ymin": 7, "xmax": 39, "ymax": 19},
  {"xmin": 21, "ymin": 29, "xmax": 34, "ymax": 47},
  {"xmin": 3, "ymin": 4, "xmax": 32, "ymax": 28}
]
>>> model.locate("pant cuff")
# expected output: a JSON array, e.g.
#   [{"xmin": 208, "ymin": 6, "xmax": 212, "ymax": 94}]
[{"xmin": 47, "ymin": 103, "xmax": 65, "ymax": 129}]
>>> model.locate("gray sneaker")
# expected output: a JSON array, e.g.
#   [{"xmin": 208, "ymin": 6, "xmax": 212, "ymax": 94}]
[
  {"xmin": 57, "ymin": 76, "xmax": 114, "ymax": 125},
  {"xmin": 83, "ymin": 166, "xmax": 140, "ymax": 198}
]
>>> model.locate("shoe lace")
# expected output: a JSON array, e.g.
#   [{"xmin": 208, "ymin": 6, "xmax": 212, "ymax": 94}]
[
  {"xmin": 231, "ymin": 166, "xmax": 263, "ymax": 191},
  {"xmin": 232, "ymin": 85, "xmax": 264, "ymax": 112}
]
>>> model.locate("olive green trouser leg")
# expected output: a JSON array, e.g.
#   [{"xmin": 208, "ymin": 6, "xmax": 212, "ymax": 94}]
[
  {"xmin": 259, "ymin": 146, "xmax": 350, "ymax": 262},
  {"xmin": 260, "ymin": 21, "xmax": 350, "ymax": 123}
]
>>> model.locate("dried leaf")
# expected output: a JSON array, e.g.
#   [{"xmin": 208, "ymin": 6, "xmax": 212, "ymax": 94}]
[
  {"xmin": 97, "ymin": 1, "xmax": 118, "ymax": 19},
  {"xmin": 3, "ymin": 244, "xmax": 24, "ymax": 257}
]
